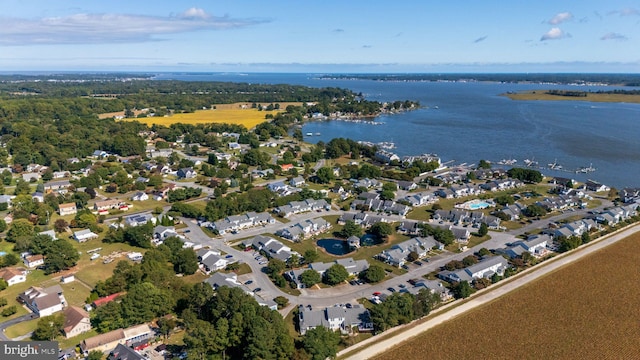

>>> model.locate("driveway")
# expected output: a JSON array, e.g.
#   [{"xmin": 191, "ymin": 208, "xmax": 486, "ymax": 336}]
[{"xmin": 0, "ymin": 313, "xmax": 36, "ymax": 341}]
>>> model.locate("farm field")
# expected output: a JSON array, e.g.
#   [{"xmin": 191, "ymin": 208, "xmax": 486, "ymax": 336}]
[
  {"xmin": 117, "ymin": 102, "xmax": 301, "ymax": 129},
  {"xmin": 375, "ymin": 231, "xmax": 640, "ymax": 360}
]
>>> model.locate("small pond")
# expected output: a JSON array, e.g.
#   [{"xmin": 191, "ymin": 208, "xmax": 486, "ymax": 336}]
[
  {"xmin": 360, "ymin": 234, "xmax": 384, "ymax": 246},
  {"xmin": 316, "ymin": 239, "xmax": 352, "ymax": 256}
]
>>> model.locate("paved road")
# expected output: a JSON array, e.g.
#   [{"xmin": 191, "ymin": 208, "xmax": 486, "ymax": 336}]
[
  {"xmin": 0, "ymin": 313, "xmax": 36, "ymax": 341},
  {"xmin": 340, "ymin": 223, "xmax": 640, "ymax": 360}
]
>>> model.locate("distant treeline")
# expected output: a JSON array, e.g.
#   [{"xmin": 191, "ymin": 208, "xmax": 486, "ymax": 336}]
[
  {"xmin": 545, "ymin": 90, "xmax": 588, "ymax": 97},
  {"xmin": 546, "ymin": 89, "xmax": 640, "ymax": 97},
  {"xmin": 321, "ymin": 73, "xmax": 640, "ymax": 86}
]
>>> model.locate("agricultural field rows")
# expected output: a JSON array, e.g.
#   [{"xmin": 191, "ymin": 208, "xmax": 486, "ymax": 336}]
[{"xmin": 376, "ymin": 232, "xmax": 640, "ymax": 360}]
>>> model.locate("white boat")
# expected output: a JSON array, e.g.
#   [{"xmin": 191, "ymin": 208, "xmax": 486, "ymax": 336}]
[
  {"xmin": 90, "ymin": 253, "xmax": 100, "ymax": 260},
  {"xmin": 306, "ymin": 132, "xmax": 313, "ymax": 136}
]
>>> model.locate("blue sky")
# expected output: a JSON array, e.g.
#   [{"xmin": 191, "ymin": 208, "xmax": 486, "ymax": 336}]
[{"xmin": 0, "ymin": 0, "xmax": 638, "ymax": 72}]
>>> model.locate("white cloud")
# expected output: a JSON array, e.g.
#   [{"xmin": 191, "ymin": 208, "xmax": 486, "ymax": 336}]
[
  {"xmin": 0, "ymin": 8, "xmax": 267, "ymax": 45},
  {"xmin": 548, "ymin": 12, "xmax": 573, "ymax": 25},
  {"xmin": 540, "ymin": 27, "xmax": 570, "ymax": 41},
  {"xmin": 181, "ymin": 8, "xmax": 210, "ymax": 19},
  {"xmin": 600, "ymin": 32, "xmax": 628, "ymax": 40},
  {"xmin": 609, "ymin": 8, "xmax": 640, "ymax": 16}
]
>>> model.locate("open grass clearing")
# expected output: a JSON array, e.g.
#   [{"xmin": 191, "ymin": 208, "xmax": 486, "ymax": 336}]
[{"xmin": 376, "ymin": 230, "xmax": 640, "ymax": 360}]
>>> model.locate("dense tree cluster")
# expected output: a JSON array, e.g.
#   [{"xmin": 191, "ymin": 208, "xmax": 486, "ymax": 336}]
[
  {"xmin": 506, "ymin": 168, "xmax": 543, "ymax": 183},
  {"xmin": 370, "ymin": 290, "xmax": 440, "ymax": 333}
]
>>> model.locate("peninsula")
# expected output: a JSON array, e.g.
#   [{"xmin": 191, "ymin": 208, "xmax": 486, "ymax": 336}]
[{"xmin": 503, "ymin": 89, "xmax": 640, "ymax": 103}]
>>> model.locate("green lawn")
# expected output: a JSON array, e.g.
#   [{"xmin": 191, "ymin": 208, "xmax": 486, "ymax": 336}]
[{"xmin": 4, "ymin": 318, "xmax": 38, "ymax": 338}]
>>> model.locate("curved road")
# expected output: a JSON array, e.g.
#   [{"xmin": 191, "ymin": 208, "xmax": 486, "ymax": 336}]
[{"xmin": 0, "ymin": 314, "xmax": 36, "ymax": 341}]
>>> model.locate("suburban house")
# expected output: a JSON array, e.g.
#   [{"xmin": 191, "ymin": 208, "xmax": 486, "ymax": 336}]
[
  {"xmin": 73, "ymin": 229, "xmax": 99, "ymax": 242},
  {"xmin": 403, "ymin": 279, "xmax": 453, "ymax": 302},
  {"xmin": 43, "ymin": 180, "xmax": 72, "ymax": 193},
  {"xmin": 350, "ymin": 197, "xmax": 411, "ymax": 216},
  {"xmin": 298, "ymin": 305, "xmax": 373, "ymax": 335},
  {"xmin": 22, "ymin": 172, "xmax": 41, "ymax": 182},
  {"xmin": 378, "ymin": 236, "xmax": 443, "ymax": 267},
  {"xmin": 58, "ymin": 202, "xmax": 78, "ymax": 216},
  {"xmin": 289, "ymin": 176, "xmax": 306, "ymax": 187},
  {"xmin": 125, "ymin": 214, "xmax": 154, "ymax": 227},
  {"xmin": 439, "ymin": 256, "xmax": 509, "ymax": 283},
  {"xmin": 18, "ymin": 285, "xmax": 66, "ymax": 317},
  {"xmin": 0, "ymin": 267, "xmax": 27, "ymax": 286},
  {"xmin": 309, "ymin": 258, "xmax": 369, "ymax": 277},
  {"xmin": 130, "ymin": 191, "xmax": 149, "ymax": 201},
  {"xmin": 23, "ymin": 254, "xmax": 44, "ymax": 269},
  {"xmin": 80, "ymin": 324, "xmax": 153, "ymax": 354},
  {"xmin": 403, "ymin": 192, "xmax": 437, "ymax": 207},
  {"xmin": 153, "ymin": 225, "xmax": 178, "ymax": 240},
  {"xmin": 0, "ymin": 194, "xmax": 15, "ymax": 207},
  {"xmin": 210, "ymin": 211, "xmax": 275, "ymax": 235},
  {"xmin": 63, "ymin": 306, "xmax": 92, "ymax": 339},
  {"xmin": 276, "ymin": 218, "xmax": 331, "ymax": 241},
  {"xmin": 177, "ymin": 167, "xmax": 197, "ymax": 179},
  {"xmin": 94, "ymin": 199, "xmax": 126, "ymax": 212},
  {"xmin": 242, "ymin": 235, "xmax": 300, "ymax": 262},
  {"xmin": 39, "ymin": 229, "xmax": 57, "ymax": 240},
  {"xmin": 375, "ymin": 149, "xmax": 400, "ymax": 164},
  {"xmin": 397, "ymin": 180, "xmax": 418, "ymax": 191},
  {"xmin": 107, "ymin": 344, "xmax": 145, "ymax": 360},
  {"xmin": 200, "ymin": 254, "xmax": 228, "ymax": 273},
  {"xmin": 275, "ymin": 199, "xmax": 330, "ymax": 218},
  {"xmin": 498, "ymin": 234, "xmax": 551, "ymax": 258},
  {"xmin": 204, "ymin": 272, "xmax": 277, "ymax": 310}
]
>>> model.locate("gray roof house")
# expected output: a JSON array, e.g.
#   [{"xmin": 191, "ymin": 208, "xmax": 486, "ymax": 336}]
[
  {"xmin": 439, "ymin": 256, "xmax": 509, "ymax": 283},
  {"xmin": 298, "ymin": 305, "xmax": 373, "ymax": 335}
]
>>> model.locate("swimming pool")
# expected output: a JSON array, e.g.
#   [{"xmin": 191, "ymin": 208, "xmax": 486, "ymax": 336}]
[{"xmin": 468, "ymin": 201, "xmax": 491, "ymax": 210}]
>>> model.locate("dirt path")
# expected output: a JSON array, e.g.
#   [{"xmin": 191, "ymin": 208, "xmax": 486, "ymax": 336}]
[{"xmin": 339, "ymin": 224, "xmax": 640, "ymax": 360}]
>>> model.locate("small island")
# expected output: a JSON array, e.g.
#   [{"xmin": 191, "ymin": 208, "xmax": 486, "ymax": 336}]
[{"xmin": 503, "ymin": 89, "xmax": 640, "ymax": 103}]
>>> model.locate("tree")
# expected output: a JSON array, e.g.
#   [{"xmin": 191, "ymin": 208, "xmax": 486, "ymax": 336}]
[
  {"xmin": 407, "ymin": 251, "xmax": 419, "ymax": 262},
  {"xmin": 452, "ymin": 281, "xmax": 474, "ymax": 299},
  {"xmin": 315, "ymin": 167, "xmax": 334, "ymax": 184},
  {"xmin": 339, "ymin": 220, "xmax": 363, "ymax": 238},
  {"xmin": 87, "ymin": 351, "xmax": 104, "ymax": 360},
  {"xmin": 524, "ymin": 204, "xmax": 547, "ymax": 218},
  {"xmin": 157, "ymin": 317, "xmax": 177, "ymax": 340},
  {"xmin": 6, "ymin": 218, "xmax": 35, "ymax": 242},
  {"xmin": 494, "ymin": 194, "xmax": 515, "ymax": 206},
  {"xmin": 462, "ymin": 255, "xmax": 479, "ymax": 267},
  {"xmin": 173, "ymin": 248, "xmax": 199, "ymax": 275},
  {"xmin": 369, "ymin": 222, "xmax": 393, "ymax": 239},
  {"xmin": 303, "ymin": 326, "xmax": 341, "ymax": 360},
  {"xmin": 300, "ymin": 269, "xmax": 321, "ymax": 288},
  {"xmin": 32, "ymin": 313, "xmax": 65, "ymax": 340},
  {"xmin": 274, "ymin": 296, "xmax": 289, "ymax": 309},
  {"xmin": 44, "ymin": 239, "xmax": 80, "ymax": 274},
  {"xmin": 477, "ymin": 247, "xmax": 491, "ymax": 257},
  {"xmin": 478, "ymin": 223, "xmax": 489, "ymax": 237},
  {"xmin": 581, "ymin": 231, "xmax": 591, "ymax": 244},
  {"xmin": 478, "ymin": 159, "xmax": 491, "ymax": 169},
  {"xmin": 266, "ymin": 258, "xmax": 286, "ymax": 276},
  {"xmin": 361, "ymin": 264, "xmax": 386, "ymax": 283},
  {"xmin": 323, "ymin": 264, "xmax": 349, "ymax": 285},
  {"xmin": 303, "ymin": 249, "xmax": 319, "ymax": 264},
  {"xmin": 380, "ymin": 189, "xmax": 395, "ymax": 201}
]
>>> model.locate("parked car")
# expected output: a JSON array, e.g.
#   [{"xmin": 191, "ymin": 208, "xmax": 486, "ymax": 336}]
[
  {"xmin": 253, "ymin": 288, "xmax": 262, "ymax": 292},
  {"xmin": 244, "ymin": 280, "xmax": 253, "ymax": 285},
  {"xmin": 414, "ymin": 261, "xmax": 422, "ymax": 266},
  {"xmin": 387, "ymin": 287, "xmax": 396, "ymax": 293}
]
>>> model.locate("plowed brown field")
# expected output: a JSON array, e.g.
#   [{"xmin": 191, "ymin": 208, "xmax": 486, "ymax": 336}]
[{"xmin": 376, "ymin": 232, "xmax": 640, "ymax": 360}]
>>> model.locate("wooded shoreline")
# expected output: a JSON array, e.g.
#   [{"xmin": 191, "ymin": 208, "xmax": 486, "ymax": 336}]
[{"xmin": 503, "ymin": 90, "xmax": 640, "ymax": 103}]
